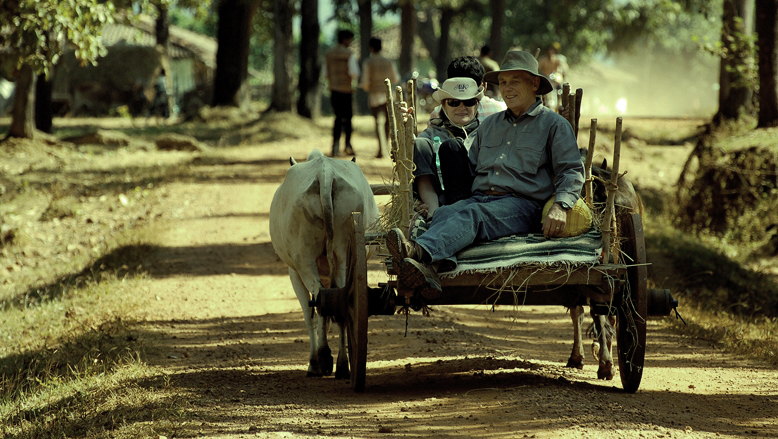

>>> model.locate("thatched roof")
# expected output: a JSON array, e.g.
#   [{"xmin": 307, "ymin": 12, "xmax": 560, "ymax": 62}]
[{"xmin": 106, "ymin": 13, "xmax": 217, "ymax": 68}]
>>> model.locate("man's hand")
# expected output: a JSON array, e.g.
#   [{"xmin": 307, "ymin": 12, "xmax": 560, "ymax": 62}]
[
  {"xmin": 543, "ymin": 202, "xmax": 567, "ymax": 237},
  {"xmin": 400, "ymin": 104, "xmax": 413, "ymax": 123}
]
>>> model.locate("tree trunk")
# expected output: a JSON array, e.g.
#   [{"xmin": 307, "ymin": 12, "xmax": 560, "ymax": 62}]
[
  {"xmin": 757, "ymin": 0, "xmax": 778, "ymax": 128},
  {"xmin": 356, "ymin": 0, "xmax": 372, "ymax": 114},
  {"xmin": 8, "ymin": 65, "xmax": 36, "ymax": 139},
  {"xmin": 212, "ymin": 0, "xmax": 257, "ymax": 110},
  {"xmin": 268, "ymin": 0, "xmax": 294, "ymax": 112},
  {"xmin": 155, "ymin": 3, "xmax": 170, "ymax": 48},
  {"xmin": 296, "ymin": 0, "xmax": 320, "ymax": 119},
  {"xmin": 418, "ymin": 8, "xmax": 454, "ymax": 82},
  {"xmin": 489, "ymin": 0, "xmax": 505, "ymax": 60},
  {"xmin": 35, "ymin": 72, "xmax": 52, "ymax": 134},
  {"xmin": 436, "ymin": 8, "xmax": 454, "ymax": 81},
  {"xmin": 398, "ymin": 0, "xmax": 416, "ymax": 79},
  {"xmin": 713, "ymin": 0, "xmax": 754, "ymax": 124}
]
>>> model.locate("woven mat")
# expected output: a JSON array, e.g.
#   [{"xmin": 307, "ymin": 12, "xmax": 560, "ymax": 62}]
[{"xmin": 408, "ymin": 214, "xmax": 603, "ymax": 277}]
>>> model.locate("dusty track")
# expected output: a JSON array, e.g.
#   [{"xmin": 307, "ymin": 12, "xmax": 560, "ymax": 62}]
[{"xmin": 123, "ymin": 119, "xmax": 777, "ymax": 439}]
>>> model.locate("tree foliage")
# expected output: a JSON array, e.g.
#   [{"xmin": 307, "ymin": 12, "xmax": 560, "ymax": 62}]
[
  {"xmin": 0, "ymin": 0, "xmax": 115, "ymax": 78},
  {"xmin": 1, "ymin": 0, "xmax": 115, "ymax": 138},
  {"xmin": 492, "ymin": 0, "xmax": 722, "ymax": 64}
]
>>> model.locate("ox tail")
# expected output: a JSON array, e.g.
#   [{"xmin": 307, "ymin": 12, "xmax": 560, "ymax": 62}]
[{"xmin": 319, "ymin": 163, "xmax": 337, "ymax": 287}]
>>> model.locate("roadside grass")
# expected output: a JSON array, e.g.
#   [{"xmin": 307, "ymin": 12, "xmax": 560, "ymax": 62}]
[
  {"xmin": 0, "ymin": 220, "xmax": 200, "ymax": 438},
  {"xmin": 0, "ymin": 135, "xmax": 203, "ymax": 437},
  {"xmin": 644, "ymin": 190, "xmax": 778, "ymax": 366}
]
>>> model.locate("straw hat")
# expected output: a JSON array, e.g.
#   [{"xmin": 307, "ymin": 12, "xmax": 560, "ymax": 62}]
[
  {"xmin": 432, "ymin": 77, "xmax": 484, "ymax": 103},
  {"xmin": 541, "ymin": 198, "xmax": 593, "ymax": 238},
  {"xmin": 483, "ymin": 50, "xmax": 553, "ymax": 95}
]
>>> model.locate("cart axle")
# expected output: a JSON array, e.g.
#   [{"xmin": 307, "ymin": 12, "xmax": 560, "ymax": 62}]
[{"xmin": 647, "ymin": 288, "xmax": 678, "ymax": 316}]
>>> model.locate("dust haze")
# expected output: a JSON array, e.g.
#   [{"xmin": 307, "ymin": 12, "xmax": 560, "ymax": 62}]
[{"xmin": 567, "ymin": 47, "xmax": 718, "ymax": 118}]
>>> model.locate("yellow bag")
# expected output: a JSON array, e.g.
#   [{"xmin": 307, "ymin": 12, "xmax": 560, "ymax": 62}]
[{"xmin": 542, "ymin": 197, "xmax": 592, "ymax": 237}]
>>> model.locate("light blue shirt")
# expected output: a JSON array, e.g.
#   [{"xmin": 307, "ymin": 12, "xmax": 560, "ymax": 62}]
[{"xmin": 466, "ymin": 99, "xmax": 583, "ymax": 209}]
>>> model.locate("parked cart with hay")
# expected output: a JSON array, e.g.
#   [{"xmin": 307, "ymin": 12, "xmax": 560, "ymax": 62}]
[{"xmin": 310, "ymin": 79, "xmax": 678, "ymax": 394}]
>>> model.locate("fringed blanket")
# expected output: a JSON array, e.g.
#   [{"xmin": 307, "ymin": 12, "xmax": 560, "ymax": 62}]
[
  {"xmin": 440, "ymin": 229, "xmax": 603, "ymax": 278},
  {"xmin": 407, "ymin": 213, "xmax": 603, "ymax": 278}
]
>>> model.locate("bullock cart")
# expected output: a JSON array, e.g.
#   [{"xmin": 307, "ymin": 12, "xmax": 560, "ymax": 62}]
[{"xmin": 311, "ymin": 81, "xmax": 677, "ymax": 394}]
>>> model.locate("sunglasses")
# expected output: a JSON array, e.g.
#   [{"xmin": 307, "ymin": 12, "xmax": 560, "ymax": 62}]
[{"xmin": 445, "ymin": 98, "xmax": 478, "ymax": 108}]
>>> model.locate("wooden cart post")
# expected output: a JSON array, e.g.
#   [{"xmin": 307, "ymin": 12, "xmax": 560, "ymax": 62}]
[
  {"xmin": 574, "ymin": 88, "xmax": 583, "ymax": 138},
  {"xmin": 385, "ymin": 79, "xmax": 400, "ymax": 162},
  {"xmin": 602, "ymin": 117, "xmax": 623, "ymax": 263},
  {"xmin": 584, "ymin": 119, "xmax": 597, "ymax": 207},
  {"xmin": 407, "ymin": 78, "xmax": 417, "ymax": 136}
]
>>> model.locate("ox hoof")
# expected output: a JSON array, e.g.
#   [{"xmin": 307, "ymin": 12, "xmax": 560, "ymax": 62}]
[
  {"xmin": 334, "ymin": 367, "xmax": 350, "ymax": 380},
  {"xmin": 597, "ymin": 362, "xmax": 614, "ymax": 380},
  {"xmin": 309, "ymin": 347, "xmax": 334, "ymax": 377},
  {"xmin": 566, "ymin": 358, "xmax": 584, "ymax": 370}
]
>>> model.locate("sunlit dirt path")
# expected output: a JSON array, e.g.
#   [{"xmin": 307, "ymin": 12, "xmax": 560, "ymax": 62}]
[{"xmin": 127, "ymin": 129, "xmax": 778, "ymax": 439}]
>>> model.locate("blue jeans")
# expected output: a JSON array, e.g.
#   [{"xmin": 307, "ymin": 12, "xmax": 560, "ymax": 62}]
[{"xmin": 415, "ymin": 193, "xmax": 542, "ymax": 264}]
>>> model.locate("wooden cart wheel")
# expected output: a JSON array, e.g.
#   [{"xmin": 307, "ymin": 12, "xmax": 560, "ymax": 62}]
[
  {"xmin": 617, "ymin": 213, "xmax": 648, "ymax": 393},
  {"xmin": 346, "ymin": 212, "xmax": 369, "ymax": 392}
]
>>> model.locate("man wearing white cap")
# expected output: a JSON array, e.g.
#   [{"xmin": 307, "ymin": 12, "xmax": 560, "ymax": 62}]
[{"xmin": 388, "ymin": 50, "xmax": 584, "ymax": 299}]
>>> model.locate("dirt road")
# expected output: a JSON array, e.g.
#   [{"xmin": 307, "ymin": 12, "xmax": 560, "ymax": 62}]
[{"xmin": 127, "ymin": 125, "xmax": 778, "ymax": 439}]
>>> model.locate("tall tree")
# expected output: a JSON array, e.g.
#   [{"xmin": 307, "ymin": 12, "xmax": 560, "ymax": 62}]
[
  {"xmin": 296, "ymin": 0, "xmax": 320, "ymax": 118},
  {"xmin": 212, "ymin": 0, "xmax": 258, "ymax": 109},
  {"xmin": 268, "ymin": 0, "xmax": 294, "ymax": 112},
  {"xmin": 489, "ymin": 0, "xmax": 505, "ymax": 60},
  {"xmin": 357, "ymin": 0, "xmax": 373, "ymax": 114},
  {"xmin": 398, "ymin": 0, "xmax": 416, "ymax": 78},
  {"xmin": 154, "ymin": 1, "xmax": 171, "ymax": 47},
  {"xmin": 34, "ymin": 73, "xmax": 53, "ymax": 134},
  {"xmin": 417, "ymin": 6, "xmax": 456, "ymax": 81},
  {"xmin": 756, "ymin": 0, "xmax": 778, "ymax": 127},
  {"xmin": 0, "ymin": 0, "xmax": 113, "ymax": 139},
  {"xmin": 713, "ymin": 0, "xmax": 755, "ymax": 125}
]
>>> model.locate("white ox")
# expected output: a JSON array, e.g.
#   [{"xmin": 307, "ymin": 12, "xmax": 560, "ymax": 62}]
[{"xmin": 269, "ymin": 149, "xmax": 380, "ymax": 378}]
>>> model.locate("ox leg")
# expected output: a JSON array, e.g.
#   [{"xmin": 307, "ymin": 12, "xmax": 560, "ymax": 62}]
[
  {"xmin": 590, "ymin": 309, "xmax": 615, "ymax": 380},
  {"xmin": 566, "ymin": 305, "xmax": 585, "ymax": 369},
  {"xmin": 334, "ymin": 322, "xmax": 350, "ymax": 380},
  {"xmin": 290, "ymin": 268, "xmax": 333, "ymax": 377},
  {"xmin": 316, "ymin": 316, "xmax": 334, "ymax": 376},
  {"xmin": 330, "ymin": 243, "xmax": 351, "ymax": 380}
]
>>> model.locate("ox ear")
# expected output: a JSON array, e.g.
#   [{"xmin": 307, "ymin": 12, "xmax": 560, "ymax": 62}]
[
  {"xmin": 289, "ymin": 157, "xmax": 297, "ymax": 166},
  {"xmin": 351, "ymin": 157, "xmax": 357, "ymax": 163},
  {"xmin": 600, "ymin": 158, "xmax": 607, "ymax": 170}
]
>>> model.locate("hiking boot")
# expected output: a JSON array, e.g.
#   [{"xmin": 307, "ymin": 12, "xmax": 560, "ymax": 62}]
[
  {"xmin": 386, "ymin": 228, "xmax": 423, "ymax": 265},
  {"xmin": 401, "ymin": 258, "xmax": 442, "ymax": 300}
]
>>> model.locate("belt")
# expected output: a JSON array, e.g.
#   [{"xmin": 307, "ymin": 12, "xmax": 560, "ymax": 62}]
[{"xmin": 482, "ymin": 190, "xmax": 511, "ymax": 196}]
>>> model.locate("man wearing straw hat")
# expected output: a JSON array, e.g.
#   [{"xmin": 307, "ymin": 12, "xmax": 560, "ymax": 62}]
[{"xmin": 388, "ymin": 50, "xmax": 584, "ymax": 298}]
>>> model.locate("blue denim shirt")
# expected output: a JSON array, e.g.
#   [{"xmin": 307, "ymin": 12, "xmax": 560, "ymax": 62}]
[{"xmin": 465, "ymin": 99, "xmax": 583, "ymax": 209}]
